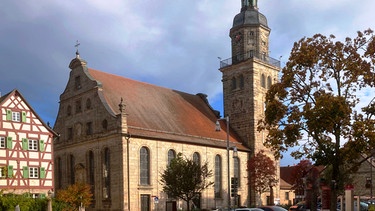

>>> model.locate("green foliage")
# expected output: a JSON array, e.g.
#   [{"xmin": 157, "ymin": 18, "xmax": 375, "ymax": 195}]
[
  {"xmin": 55, "ymin": 183, "xmax": 93, "ymax": 211},
  {"xmin": 160, "ymin": 153, "xmax": 214, "ymax": 211},
  {"xmin": 0, "ymin": 193, "xmax": 48, "ymax": 211}
]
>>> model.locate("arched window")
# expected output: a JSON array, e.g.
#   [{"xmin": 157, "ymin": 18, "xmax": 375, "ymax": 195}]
[
  {"xmin": 267, "ymin": 76, "xmax": 272, "ymax": 89},
  {"xmin": 233, "ymin": 157, "xmax": 240, "ymax": 187},
  {"xmin": 103, "ymin": 148, "xmax": 111, "ymax": 199},
  {"xmin": 140, "ymin": 147, "xmax": 150, "ymax": 185},
  {"xmin": 261, "ymin": 74, "xmax": 266, "ymax": 88},
  {"xmin": 231, "ymin": 77, "xmax": 237, "ymax": 90},
  {"xmin": 193, "ymin": 152, "xmax": 200, "ymax": 166},
  {"xmin": 239, "ymin": 74, "xmax": 245, "ymax": 88},
  {"xmin": 168, "ymin": 149, "xmax": 176, "ymax": 165},
  {"xmin": 214, "ymin": 155, "xmax": 222, "ymax": 198}
]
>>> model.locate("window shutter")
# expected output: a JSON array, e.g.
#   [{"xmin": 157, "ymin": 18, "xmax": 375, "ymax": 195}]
[
  {"xmin": 21, "ymin": 111, "xmax": 27, "ymax": 122},
  {"xmin": 39, "ymin": 140, "xmax": 45, "ymax": 152},
  {"xmin": 22, "ymin": 138, "xmax": 28, "ymax": 150},
  {"xmin": 23, "ymin": 166, "xmax": 29, "ymax": 178},
  {"xmin": 40, "ymin": 193, "xmax": 46, "ymax": 198},
  {"xmin": 6, "ymin": 137, "xmax": 12, "ymax": 149},
  {"xmin": 6, "ymin": 110, "xmax": 12, "ymax": 121},
  {"xmin": 7, "ymin": 165, "xmax": 13, "ymax": 178},
  {"xmin": 40, "ymin": 167, "xmax": 46, "ymax": 179}
]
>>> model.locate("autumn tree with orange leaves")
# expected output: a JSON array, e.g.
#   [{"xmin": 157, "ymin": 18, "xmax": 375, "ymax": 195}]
[
  {"xmin": 258, "ymin": 29, "xmax": 375, "ymax": 211},
  {"xmin": 248, "ymin": 150, "xmax": 277, "ymax": 206},
  {"xmin": 56, "ymin": 183, "xmax": 93, "ymax": 211}
]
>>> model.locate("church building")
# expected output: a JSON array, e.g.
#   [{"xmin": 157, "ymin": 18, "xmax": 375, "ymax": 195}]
[{"xmin": 53, "ymin": 0, "xmax": 280, "ymax": 210}]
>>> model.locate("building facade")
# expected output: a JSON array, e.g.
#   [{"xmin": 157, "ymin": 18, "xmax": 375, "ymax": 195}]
[
  {"xmin": 219, "ymin": 0, "xmax": 281, "ymax": 206},
  {"xmin": 53, "ymin": 52, "xmax": 251, "ymax": 210},
  {"xmin": 53, "ymin": 0, "xmax": 280, "ymax": 210},
  {"xmin": 0, "ymin": 89, "xmax": 56, "ymax": 197}
]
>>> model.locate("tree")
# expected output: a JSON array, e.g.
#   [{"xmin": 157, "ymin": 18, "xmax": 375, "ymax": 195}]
[
  {"xmin": 55, "ymin": 183, "xmax": 92, "ymax": 211},
  {"xmin": 160, "ymin": 153, "xmax": 214, "ymax": 211},
  {"xmin": 258, "ymin": 29, "xmax": 375, "ymax": 211},
  {"xmin": 290, "ymin": 160, "xmax": 313, "ymax": 196},
  {"xmin": 247, "ymin": 150, "xmax": 277, "ymax": 206}
]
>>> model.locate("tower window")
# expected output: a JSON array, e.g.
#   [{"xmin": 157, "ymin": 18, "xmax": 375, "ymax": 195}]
[
  {"xmin": 239, "ymin": 75, "xmax": 245, "ymax": 88},
  {"xmin": 261, "ymin": 74, "xmax": 266, "ymax": 88},
  {"xmin": 231, "ymin": 77, "xmax": 237, "ymax": 90},
  {"xmin": 267, "ymin": 76, "xmax": 272, "ymax": 89}
]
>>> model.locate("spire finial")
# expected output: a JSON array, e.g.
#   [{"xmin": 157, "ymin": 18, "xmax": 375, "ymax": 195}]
[
  {"xmin": 75, "ymin": 40, "xmax": 80, "ymax": 58},
  {"xmin": 242, "ymin": 0, "xmax": 258, "ymax": 10}
]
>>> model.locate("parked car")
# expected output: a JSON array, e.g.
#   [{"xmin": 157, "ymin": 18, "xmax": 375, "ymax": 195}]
[
  {"xmin": 288, "ymin": 201, "xmax": 305, "ymax": 211},
  {"xmin": 258, "ymin": 206, "xmax": 288, "ymax": 211},
  {"xmin": 233, "ymin": 208, "xmax": 265, "ymax": 211}
]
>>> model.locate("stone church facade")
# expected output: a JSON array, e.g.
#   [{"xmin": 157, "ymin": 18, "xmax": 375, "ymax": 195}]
[{"xmin": 53, "ymin": 1, "xmax": 280, "ymax": 210}]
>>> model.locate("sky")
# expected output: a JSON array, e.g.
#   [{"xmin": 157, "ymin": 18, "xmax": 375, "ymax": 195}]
[{"xmin": 1, "ymin": 0, "xmax": 375, "ymax": 166}]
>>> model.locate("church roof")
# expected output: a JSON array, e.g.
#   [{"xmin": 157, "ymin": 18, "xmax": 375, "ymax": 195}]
[{"xmin": 87, "ymin": 68, "xmax": 248, "ymax": 151}]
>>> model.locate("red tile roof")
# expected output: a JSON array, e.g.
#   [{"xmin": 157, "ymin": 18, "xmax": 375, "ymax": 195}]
[{"xmin": 88, "ymin": 68, "xmax": 248, "ymax": 151}]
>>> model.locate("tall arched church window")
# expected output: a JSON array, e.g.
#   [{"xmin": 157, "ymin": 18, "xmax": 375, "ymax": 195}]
[
  {"xmin": 261, "ymin": 74, "xmax": 266, "ymax": 88},
  {"xmin": 267, "ymin": 76, "xmax": 272, "ymax": 89},
  {"xmin": 239, "ymin": 74, "xmax": 244, "ymax": 89},
  {"xmin": 103, "ymin": 148, "xmax": 111, "ymax": 199},
  {"xmin": 233, "ymin": 157, "xmax": 240, "ymax": 187},
  {"xmin": 231, "ymin": 77, "xmax": 237, "ymax": 90},
  {"xmin": 214, "ymin": 155, "xmax": 222, "ymax": 198},
  {"xmin": 193, "ymin": 152, "xmax": 200, "ymax": 166},
  {"xmin": 140, "ymin": 147, "xmax": 150, "ymax": 185},
  {"xmin": 167, "ymin": 149, "xmax": 176, "ymax": 165}
]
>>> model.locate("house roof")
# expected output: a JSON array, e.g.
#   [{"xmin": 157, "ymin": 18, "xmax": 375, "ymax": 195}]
[
  {"xmin": 280, "ymin": 166, "xmax": 296, "ymax": 186},
  {"xmin": 87, "ymin": 68, "xmax": 248, "ymax": 151},
  {"xmin": 0, "ymin": 89, "xmax": 58, "ymax": 136}
]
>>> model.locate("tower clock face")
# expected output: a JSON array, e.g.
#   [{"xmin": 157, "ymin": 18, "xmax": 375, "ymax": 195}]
[{"xmin": 234, "ymin": 32, "xmax": 242, "ymax": 45}]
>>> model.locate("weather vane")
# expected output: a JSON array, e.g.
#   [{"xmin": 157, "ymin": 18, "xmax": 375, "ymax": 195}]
[{"xmin": 75, "ymin": 40, "xmax": 80, "ymax": 50}]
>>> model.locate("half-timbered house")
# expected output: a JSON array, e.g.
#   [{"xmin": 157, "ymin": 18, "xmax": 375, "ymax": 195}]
[{"xmin": 0, "ymin": 89, "xmax": 57, "ymax": 197}]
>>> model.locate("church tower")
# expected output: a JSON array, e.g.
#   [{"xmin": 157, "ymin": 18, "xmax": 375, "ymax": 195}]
[
  {"xmin": 219, "ymin": 0, "xmax": 281, "ymax": 205},
  {"xmin": 220, "ymin": 0, "xmax": 280, "ymax": 154}
]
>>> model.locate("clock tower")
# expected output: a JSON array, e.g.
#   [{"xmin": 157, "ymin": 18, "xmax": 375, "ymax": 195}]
[
  {"xmin": 219, "ymin": 1, "xmax": 280, "ymax": 204},
  {"xmin": 220, "ymin": 0, "xmax": 280, "ymax": 154}
]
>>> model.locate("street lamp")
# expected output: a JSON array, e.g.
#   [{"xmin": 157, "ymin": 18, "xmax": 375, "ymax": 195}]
[{"xmin": 215, "ymin": 116, "xmax": 238, "ymax": 211}]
